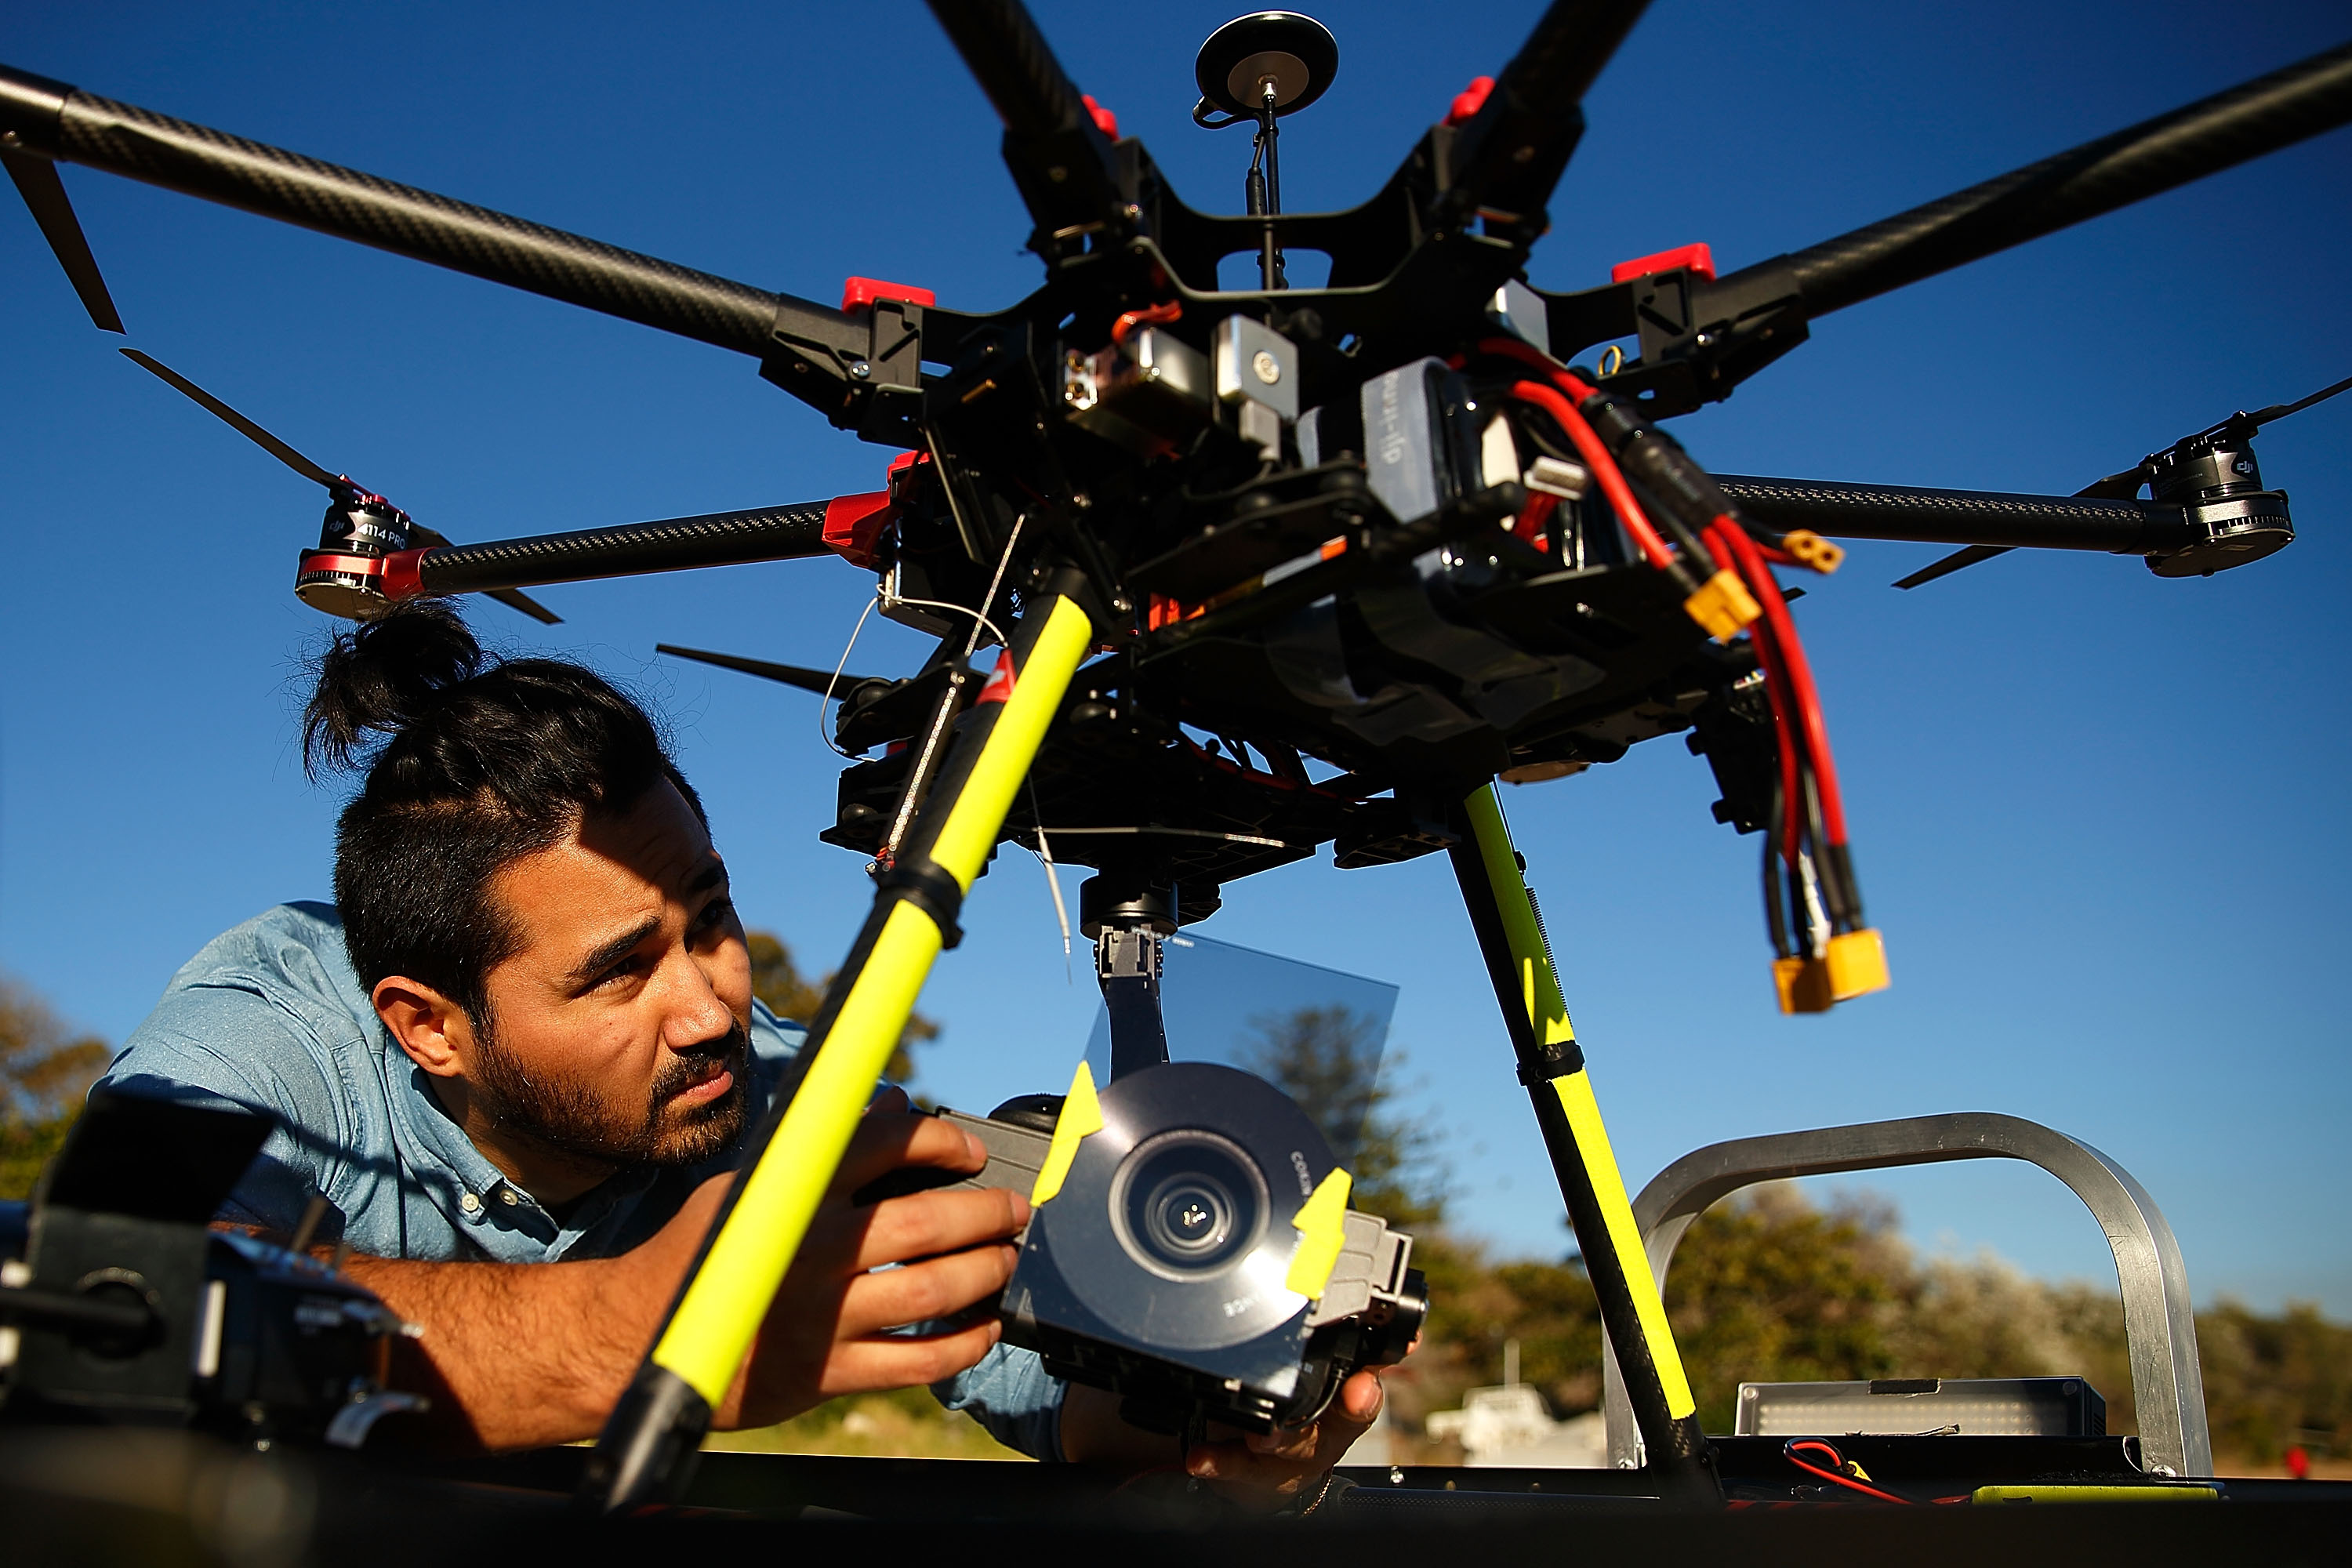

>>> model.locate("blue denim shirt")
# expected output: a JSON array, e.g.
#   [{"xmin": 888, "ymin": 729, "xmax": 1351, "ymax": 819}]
[{"xmin": 99, "ymin": 901, "xmax": 1062, "ymax": 1458}]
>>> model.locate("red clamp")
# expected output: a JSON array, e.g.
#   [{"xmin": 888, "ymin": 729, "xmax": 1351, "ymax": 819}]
[
  {"xmin": 840, "ymin": 277, "xmax": 937, "ymax": 312},
  {"xmin": 1081, "ymin": 93, "xmax": 1120, "ymax": 140},
  {"xmin": 1611, "ymin": 243, "xmax": 1715, "ymax": 284},
  {"xmin": 1445, "ymin": 76, "xmax": 1495, "ymax": 126},
  {"xmin": 822, "ymin": 452, "xmax": 929, "ymax": 569}
]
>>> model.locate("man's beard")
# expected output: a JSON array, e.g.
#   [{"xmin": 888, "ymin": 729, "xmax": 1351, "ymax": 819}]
[{"xmin": 470, "ymin": 1017, "xmax": 750, "ymax": 1170}]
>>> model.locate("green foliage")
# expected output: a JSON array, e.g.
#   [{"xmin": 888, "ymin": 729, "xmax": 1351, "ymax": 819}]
[
  {"xmin": 1238, "ymin": 1004, "xmax": 1445, "ymax": 1230},
  {"xmin": 1396, "ymin": 1180, "xmax": 2352, "ymax": 1472},
  {"xmin": 1665, "ymin": 1188, "xmax": 1906, "ymax": 1432},
  {"xmin": 0, "ymin": 975, "xmax": 111, "ymax": 1200},
  {"xmin": 2196, "ymin": 1301, "xmax": 2352, "ymax": 1464},
  {"xmin": 746, "ymin": 930, "xmax": 938, "ymax": 1085}
]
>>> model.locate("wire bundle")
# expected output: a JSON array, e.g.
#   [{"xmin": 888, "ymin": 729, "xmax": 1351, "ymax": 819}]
[{"xmin": 1477, "ymin": 336, "xmax": 1886, "ymax": 1012}]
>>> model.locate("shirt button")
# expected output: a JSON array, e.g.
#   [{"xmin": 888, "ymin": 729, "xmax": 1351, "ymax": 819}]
[
  {"xmin": 499, "ymin": 1189, "xmax": 519, "ymax": 1206},
  {"xmin": 459, "ymin": 1192, "xmax": 481, "ymax": 1213}
]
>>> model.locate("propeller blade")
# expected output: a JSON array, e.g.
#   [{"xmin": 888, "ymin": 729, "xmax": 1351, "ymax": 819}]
[
  {"xmin": 2241, "ymin": 372, "xmax": 2352, "ymax": 431},
  {"xmin": 119, "ymin": 348, "xmax": 345, "ymax": 489},
  {"xmin": 1, "ymin": 143, "xmax": 125, "ymax": 332},
  {"xmin": 485, "ymin": 587, "xmax": 562, "ymax": 625},
  {"xmin": 656, "ymin": 644, "xmax": 884, "ymax": 699},
  {"xmin": 1893, "ymin": 543, "xmax": 2010, "ymax": 590}
]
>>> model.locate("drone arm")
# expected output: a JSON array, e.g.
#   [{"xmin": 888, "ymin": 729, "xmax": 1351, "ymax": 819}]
[
  {"xmin": 924, "ymin": 0, "xmax": 1128, "ymax": 251},
  {"xmin": 1441, "ymin": 0, "xmax": 1647, "ymax": 234},
  {"xmin": 1714, "ymin": 474, "xmax": 2189, "ymax": 555},
  {"xmin": 1609, "ymin": 41, "xmax": 2352, "ymax": 416},
  {"xmin": 408, "ymin": 502, "xmax": 837, "ymax": 598},
  {"xmin": 1767, "ymin": 39, "xmax": 2352, "ymax": 319},
  {"xmin": 0, "ymin": 63, "xmax": 894, "ymax": 422}
]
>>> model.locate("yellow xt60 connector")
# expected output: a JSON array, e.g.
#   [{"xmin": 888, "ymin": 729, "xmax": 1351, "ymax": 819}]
[
  {"xmin": 1684, "ymin": 568, "xmax": 1763, "ymax": 641},
  {"xmin": 1773, "ymin": 956, "xmax": 1835, "ymax": 1014},
  {"xmin": 1783, "ymin": 531, "xmax": 1845, "ymax": 573},
  {"xmin": 1774, "ymin": 930, "xmax": 1891, "ymax": 1013},
  {"xmin": 1825, "ymin": 928, "xmax": 1890, "ymax": 1000}
]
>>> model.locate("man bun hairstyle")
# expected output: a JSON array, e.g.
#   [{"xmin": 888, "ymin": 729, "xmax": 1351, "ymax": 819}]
[{"xmin": 306, "ymin": 600, "xmax": 703, "ymax": 1022}]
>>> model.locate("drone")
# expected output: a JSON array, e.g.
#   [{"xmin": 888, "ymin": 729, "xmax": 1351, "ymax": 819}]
[{"xmin": 5, "ymin": 2, "xmax": 2347, "ymax": 1515}]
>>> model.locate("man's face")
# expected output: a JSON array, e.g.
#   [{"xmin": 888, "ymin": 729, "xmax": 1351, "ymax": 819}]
[{"xmin": 464, "ymin": 778, "xmax": 753, "ymax": 1170}]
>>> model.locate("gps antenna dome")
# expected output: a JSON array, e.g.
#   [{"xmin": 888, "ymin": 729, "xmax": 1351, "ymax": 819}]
[
  {"xmin": 1192, "ymin": 11, "xmax": 1338, "ymax": 122},
  {"xmin": 1192, "ymin": 12, "xmax": 1338, "ymax": 290}
]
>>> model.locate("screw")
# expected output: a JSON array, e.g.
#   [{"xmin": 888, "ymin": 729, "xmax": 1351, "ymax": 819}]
[
  {"xmin": 1252, "ymin": 350, "xmax": 1281, "ymax": 385},
  {"xmin": 849, "ymin": 360, "xmax": 872, "ymax": 379}
]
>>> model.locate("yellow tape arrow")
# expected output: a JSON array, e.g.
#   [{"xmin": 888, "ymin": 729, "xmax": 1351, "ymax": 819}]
[
  {"xmin": 1029, "ymin": 1059, "xmax": 1103, "ymax": 1206},
  {"xmin": 1284, "ymin": 1167, "xmax": 1353, "ymax": 1298}
]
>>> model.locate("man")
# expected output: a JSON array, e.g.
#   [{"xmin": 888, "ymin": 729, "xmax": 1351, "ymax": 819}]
[{"xmin": 101, "ymin": 601, "xmax": 1381, "ymax": 1494}]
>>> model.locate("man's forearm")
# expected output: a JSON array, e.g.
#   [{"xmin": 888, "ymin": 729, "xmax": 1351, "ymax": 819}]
[{"xmin": 341, "ymin": 1247, "xmax": 670, "ymax": 1452}]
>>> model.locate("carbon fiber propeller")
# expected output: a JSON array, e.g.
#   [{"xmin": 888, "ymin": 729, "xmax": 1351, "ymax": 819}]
[
  {"xmin": 0, "ymin": 139, "xmax": 122, "ymax": 332},
  {"xmin": 118, "ymin": 348, "xmax": 561, "ymax": 624}
]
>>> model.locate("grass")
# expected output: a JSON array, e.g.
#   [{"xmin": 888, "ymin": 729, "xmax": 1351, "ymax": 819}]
[{"xmin": 703, "ymin": 1386, "xmax": 1030, "ymax": 1461}]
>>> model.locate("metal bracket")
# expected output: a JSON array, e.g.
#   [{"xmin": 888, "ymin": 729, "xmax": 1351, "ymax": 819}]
[{"xmin": 1599, "ymin": 1111, "xmax": 2211, "ymax": 1479}]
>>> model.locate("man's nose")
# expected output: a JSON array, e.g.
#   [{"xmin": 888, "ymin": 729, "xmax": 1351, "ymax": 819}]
[{"xmin": 661, "ymin": 949, "xmax": 738, "ymax": 1049}]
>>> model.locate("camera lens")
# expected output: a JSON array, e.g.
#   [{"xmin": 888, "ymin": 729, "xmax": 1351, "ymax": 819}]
[{"xmin": 1112, "ymin": 1131, "xmax": 1266, "ymax": 1278}]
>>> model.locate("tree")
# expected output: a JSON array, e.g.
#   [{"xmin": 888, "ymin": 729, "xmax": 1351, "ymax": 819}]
[
  {"xmin": 746, "ymin": 931, "xmax": 938, "ymax": 1085},
  {"xmin": 1662, "ymin": 1186, "xmax": 1907, "ymax": 1432},
  {"xmin": 0, "ymin": 976, "xmax": 111, "ymax": 1199},
  {"xmin": 1238, "ymin": 1004, "xmax": 1446, "ymax": 1231}
]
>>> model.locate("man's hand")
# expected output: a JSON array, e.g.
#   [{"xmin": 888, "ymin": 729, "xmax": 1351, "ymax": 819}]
[
  {"xmin": 1062, "ymin": 1366, "xmax": 1392, "ymax": 1512},
  {"xmin": 714, "ymin": 1087, "xmax": 1027, "ymax": 1428},
  {"xmin": 1184, "ymin": 1369, "xmax": 1385, "ymax": 1508},
  {"xmin": 343, "ymin": 1087, "xmax": 1024, "ymax": 1451}
]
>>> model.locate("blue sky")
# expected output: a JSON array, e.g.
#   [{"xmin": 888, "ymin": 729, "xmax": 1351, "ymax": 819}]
[{"xmin": 2, "ymin": 2, "xmax": 2347, "ymax": 1315}]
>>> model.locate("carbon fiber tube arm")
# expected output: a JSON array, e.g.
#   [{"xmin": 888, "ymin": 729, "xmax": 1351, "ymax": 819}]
[
  {"xmin": 1441, "ymin": 0, "xmax": 1647, "ymax": 237},
  {"xmin": 924, "ymin": 0, "xmax": 1129, "ymax": 255},
  {"xmin": 1602, "ymin": 41, "xmax": 2352, "ymax": 416},
  {"xmin": 1714, "ymin": 474, "xmax": 2190, "ymax": 554},
  {"xmin": 1761, "ymin": 38, "xmax": 2352, "ymax": 318},
  {"xmin": 415, "ymin": 503, "xmax": 836, "ymax": 597},
  {"xmin": 0, "ymin": 61, "xmax": 880, "ymax": 416}
]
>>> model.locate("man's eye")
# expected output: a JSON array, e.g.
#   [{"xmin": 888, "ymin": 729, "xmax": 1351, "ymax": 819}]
[{"xmin": 694, "ymin": 896, "xmax": 735, "ymax": 932}]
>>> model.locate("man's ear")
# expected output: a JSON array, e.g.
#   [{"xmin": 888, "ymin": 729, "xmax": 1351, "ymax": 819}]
[{"xmin": 373, "ymin": 976, "xmax": 475, "ymax": 1079}]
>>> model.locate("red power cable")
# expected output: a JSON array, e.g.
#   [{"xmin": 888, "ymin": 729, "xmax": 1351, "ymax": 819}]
[
  {"xmin": 1783, "ymin": 1440, "xmax": 1912, "ymax": 1505},
  {"xmin": 1716, "ymin": 520, "xmax": 1849, "ymax": 847},
  {"xmin": 1111, "ymin": 299, "xmax": 1182, "ymax": 344},
  {"xmin": 1705, "ymin": 521, "xmax": 1806, "ymax": 861},
  {"xmin": 1508, "ymin": 379, "xmax": 1675, "ymax": 570}
]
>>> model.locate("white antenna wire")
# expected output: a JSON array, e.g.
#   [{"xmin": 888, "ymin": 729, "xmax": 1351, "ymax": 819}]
[
  {"xmin": 818, "ymin": 596, "xmax": 879, "ymax": 760},
  {"xmin": 1028, "ymin": 780, "xmax": 1073, "ymax": 979},
  {"xmin": 964, "ymin": 513, "xmax": 1025, "ymax": 660}
]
